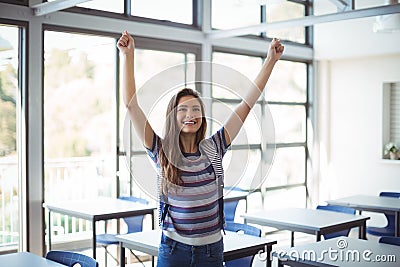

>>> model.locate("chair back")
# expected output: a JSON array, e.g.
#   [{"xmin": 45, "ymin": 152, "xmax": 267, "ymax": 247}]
[
  {"xmin": 224, "ymin": 201, "xmax": 240, "ymax": 222},
  {"xmin": 119, "ymin": 196, "xmax": 149, "ymax": 233},
  {"xmin": 224, "ymin": 222, "xmax": 261, "ymax": 267},
  {"xmin": 379, "ymin": 236, "xmax": 400, "ymax": 246},
  {"xmin": 223, "ymin": 187, "xmax": 245, "ymax": 222},
  {"xmin": 46, "ymin": 250, "xmax": 98, "ymax": 267},
  {"xmin": 316, "ymin": 205, "xmax": 356, "ymax": 239}
]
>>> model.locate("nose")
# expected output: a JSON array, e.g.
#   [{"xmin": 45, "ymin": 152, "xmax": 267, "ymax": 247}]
[{"xmin": 186, "ymin": 110, "xmax": 193, "ymax": 118}]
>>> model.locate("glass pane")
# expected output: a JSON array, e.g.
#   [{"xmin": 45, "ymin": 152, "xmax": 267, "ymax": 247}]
[
  {"xmin": 131, "ymin": 0, "xmax": 192, "ymax": 24},
  {"xmin": 313, "ymin": 0, "xmax": 389, "ymax": 16},
  {"xmin": 266, "ymin": 27, "xmax": 305, "ymax": 44},
  {"xmin": 313, "ymin": 0, "xmax": 343, "ymax": 16},
  {"xmin": 263, "ymin": 186, "xmax": 306, "ymax": 209},
  {"xmin": 266, "ymin": 60, "xmax": 307, "ymax": 102},
  {"xmin": 355, "ymin": 0, "xmax": 389, "ymax": 9},
  {"xmin": 269, "ymin": 104, "xmax": 306, "ymax": 143},
  {"xmin": 0, "ymin": 25, "xmax": 19, "ymax": 249},
  {"xmin": 265, "ymin": 1, "xmax": 306, "ymax": 43},
  {"xmin": 47, "ymin": 0, "xmax": 124, "ymax": 13},
  {"xmin": 211, "ymin": 102, "xmax": 262, "ymax": 145},
  {"xmin": 212, "ymin": 0, "xmax": 261, "ymax": 30},
  {"xmin": 212, "ymin": 52, "xmax": 263, "ymax": 99},
  {"xmin": 44, "ymin": 31, "xmax": 116, "ymax": 202},
  {"xmin": 223, "ymin": 149, "xmax": 261, "ymax": 190},
  {"xmin": 265, "ymin": 147, "xmax": 305, "ymax": 187}
]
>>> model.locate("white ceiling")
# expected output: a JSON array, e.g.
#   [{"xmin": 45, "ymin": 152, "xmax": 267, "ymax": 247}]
[
  {"xmin": 314, "ymin": 16, "xmax": 400, "ymax": 60},
  {"xmin": 313, "ymin": 0, "xmax": 400, "ymax": 60}
]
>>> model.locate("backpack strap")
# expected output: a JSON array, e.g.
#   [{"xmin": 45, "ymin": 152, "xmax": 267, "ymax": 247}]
[
  {"xmin": 201, "ymin": 140, "xmax": 226, "ymax": 234},
  {"xmin": 160, "ymin": 201, "xmax": 170, "ymax": 225}
]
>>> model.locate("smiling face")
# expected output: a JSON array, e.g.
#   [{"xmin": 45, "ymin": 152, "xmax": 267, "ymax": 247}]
[{"xmin": 176, "ymin": 95, "xmax": 203, "ymax": 134}]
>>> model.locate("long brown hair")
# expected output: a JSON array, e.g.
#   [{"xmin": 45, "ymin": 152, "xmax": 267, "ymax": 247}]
[{"xmin": 159, "ymin": 88, "xmax": 207, "ymax": 194}]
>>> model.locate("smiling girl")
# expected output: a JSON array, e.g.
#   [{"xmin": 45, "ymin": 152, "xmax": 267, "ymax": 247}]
[{"xmin": 117, "ymin": 30, "xmax": 284, "ymax": 267}]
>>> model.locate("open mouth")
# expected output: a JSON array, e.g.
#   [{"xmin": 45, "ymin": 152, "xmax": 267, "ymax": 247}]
[{"xmin": 183, "ymin": 120, "xmax": 197, "ymax": 125}]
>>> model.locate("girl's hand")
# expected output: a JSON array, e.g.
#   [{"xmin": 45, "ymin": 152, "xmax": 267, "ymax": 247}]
[
  {"xmin": 117, "ymin": 30, "xmax": 135, "ymax": 55},
  {"xmin": 268, "ymin": 38, "xmax": 284, "ymax": 62}
]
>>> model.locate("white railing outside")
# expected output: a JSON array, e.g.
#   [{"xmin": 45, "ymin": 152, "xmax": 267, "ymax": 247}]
[{"xmin": 0, "ymin": 156, "xmax": 114, "ymax": 249}]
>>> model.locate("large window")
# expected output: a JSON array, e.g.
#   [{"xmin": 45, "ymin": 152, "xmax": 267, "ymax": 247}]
[
  {"xmin": 211, "ymin": 52, "xmax": 264, "ymax": 212},
  {"xmin": 0, "ymin": 24, "xmax": 20, "ymax": 250},
  {"xmin": 212, "ymin": 51, "xmax": 309, "ymax": 211},
  {"xmin": 43, "ymin": 30, "xmax": 116, "ymax": 242},
  {"xmin": 265, "ymin": 60, "xmax": 308, "ymax": 208}
]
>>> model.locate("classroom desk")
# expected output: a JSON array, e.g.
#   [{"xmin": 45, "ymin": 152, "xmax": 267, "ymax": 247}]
[
  {"xmin": 326, "ymin": 194, "xmax": 400, "ymax": 237},
  {"xmin": 243, "ymin": 208, "xmax": 370, "ymax": 247},
  {"xmin": 0, "ymin": 252, "xmax": 65, "ymax": 267},
  {"xmin": 44, "ymin": 197, "xmax": 156, "ymax": 259},
  {"xmin": 116, "ymin": 229, "xmax": 277, "ymax": 267},
  {"xmin": 273, "ymin": 236, "xmax": 400, "ymax": 267}
]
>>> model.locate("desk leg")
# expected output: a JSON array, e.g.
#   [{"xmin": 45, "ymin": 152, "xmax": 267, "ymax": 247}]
[
  {"xmin": 120, "ymin": 243, "xmax": 126, "ymax": 267},
  {"xmin": 151, "ymin": 213, "xmax": 155, "ymax": 267},
  {"xmin": 395, "ymin": 211, "xmax": 399, "ymax": 237},
  {"xmin": 48, "ymin": 210, "xmax": 52, "ymax": 252},
  {"xmin": 359, "ymin": 221, "xmax": 366, "ymax": 239},
  {"xmin": 316, "ymin": 232, "xmax": 321, "ymax": 242},
  {"xmin": 290, "ymin": 232, "xmax": 294, "ymax": 247},
  {"xmin": 266, "ymin": 244, "xmax": 272, "ymax": 267},
  {"xmin": 92, "ymin": 221, "xmax": 96, "ymax": 259}
]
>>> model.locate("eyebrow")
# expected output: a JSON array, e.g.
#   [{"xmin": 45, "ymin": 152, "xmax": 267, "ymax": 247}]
[{"xmin": 178, "ymin": 104, "xmax": 201, "ymax": 108}]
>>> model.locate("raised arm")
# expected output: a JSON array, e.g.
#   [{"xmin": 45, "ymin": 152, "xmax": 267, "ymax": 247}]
[
  {"xmin": 224, "ymin": 38, "xmax": 284, "ymax": 145},
  {"xmin": 118, "ymin": 31, "xmax": 154, "ymax": 149}
]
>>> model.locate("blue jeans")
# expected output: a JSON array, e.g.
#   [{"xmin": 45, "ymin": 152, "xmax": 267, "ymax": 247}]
[{"xmin": 157, "ymin": 233, "xmax": 224, "ymax": 267}]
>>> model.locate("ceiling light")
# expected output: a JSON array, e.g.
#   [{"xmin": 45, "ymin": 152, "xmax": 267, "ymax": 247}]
[
  {"xmin": 373, "ymin": 0, "xmax": 400, "ymax": 33},
  {"xmin": 373, "ymin": 13, "xmax": 400, "ymax": 33}
]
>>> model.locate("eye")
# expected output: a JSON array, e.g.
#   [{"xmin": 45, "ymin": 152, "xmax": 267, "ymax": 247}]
[
  {"xmin": 177, "ymin": 107, "xmax": 187, "ymax": 112},
  {"xmin": 193, "ymin": 107, "xmax": 201, "ymax": 112}
]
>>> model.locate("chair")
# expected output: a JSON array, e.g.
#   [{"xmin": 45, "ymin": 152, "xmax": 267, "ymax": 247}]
[
  {"xmin": 224, "ymin": 201, "xmax": 240, "ymax": 222},
  {"xmin": 224, "ymin": 222, "xmax": 261, "ymax": 267},
  {"xmin": 378, "ymin": 236, "xmax": 400, "ymax": 246},
  {"xmin": 96, "ymin": 196, "xmax": 148, "ymax": 267},
  {"xmin": 367, "ymin": 192, "xmax": 400, "ymax": 237},
  {"xmin": 46, "ymin": 250, "xmax": 98, "ymax": 267},
  {"xmin": 224, "ymin": 187, "xmax": 246, "ymax": 222},
  {"xmin": 316, "ymin": 205, "xmax": 356, "ymax": 239}
]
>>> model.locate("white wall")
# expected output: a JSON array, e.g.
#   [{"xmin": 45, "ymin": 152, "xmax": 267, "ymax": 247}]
[
  {"xmin": 314, "ymin": 15, "xmax": 400, "ymax": 203},
  {"xmin": 318, "ymin": 55, "xmax": 400, "ymax": 199}
]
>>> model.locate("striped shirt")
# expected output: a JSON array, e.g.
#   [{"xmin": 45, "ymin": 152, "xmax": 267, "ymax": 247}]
[{"xmin": 145, "ymin": 128, "xmax": 230, "ymax": 245}]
